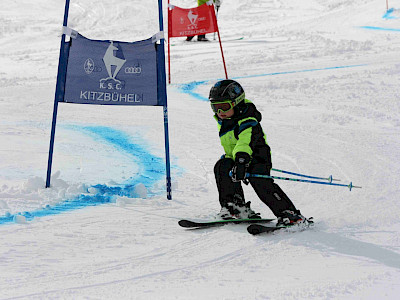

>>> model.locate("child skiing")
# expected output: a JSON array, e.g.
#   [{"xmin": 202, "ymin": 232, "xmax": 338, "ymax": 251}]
[{"xmin": 209, "ymin": 79, "xmax": 309, "ymax": 226}]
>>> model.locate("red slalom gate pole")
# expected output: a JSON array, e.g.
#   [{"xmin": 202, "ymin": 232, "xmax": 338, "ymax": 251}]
[
  {"xmin": 216, "ymin": 25, "xmax": 228, "ymax": 79},
  {"xmin": 211, "ymin": 1, "xmax": 227, "ymax": 78}
]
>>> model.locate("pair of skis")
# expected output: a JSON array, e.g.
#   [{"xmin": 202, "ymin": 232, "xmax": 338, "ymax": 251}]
[{"xmin": 178, "ymin": 218, "xmax": 289, "ymax": 235}]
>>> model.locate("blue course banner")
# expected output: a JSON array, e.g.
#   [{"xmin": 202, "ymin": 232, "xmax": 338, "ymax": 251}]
[{"xmin": 64, "ymin": 33, "xmax": 160, "ymax": 106}]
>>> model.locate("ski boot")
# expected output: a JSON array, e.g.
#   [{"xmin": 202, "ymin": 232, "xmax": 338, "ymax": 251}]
[
  {"xmin": 276, "ymin": 210, "xmax": 312, "ymax": 226},
  {"xmin": 234, "ymin": 202, "xmax": 261, "ymax": 219},
  {"xmin": 197, "ymin": 35, "xmax": 209, "ymax": 42},
  {"xmin": 216, "ymin": 206, "xmax": 235, "ymax": 220}
]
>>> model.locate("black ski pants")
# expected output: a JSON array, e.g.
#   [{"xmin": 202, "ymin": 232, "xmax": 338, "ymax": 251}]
[{"xmin": 214, "ymin": 157, "xmax": 298, "ymax": 217}]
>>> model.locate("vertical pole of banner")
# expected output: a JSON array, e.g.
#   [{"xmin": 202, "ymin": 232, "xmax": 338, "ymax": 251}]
[
  {"xmin": 46, "ymin": 0, "xmax": 71, "ymax": 188},
  {"xmin": 158, "ymin": 0, "xmax": 172, "ymax": 200},
  {"xmin": 167, "ymin": 1, "xmax": 172, "ymax": 84},
  {"xmin": 213, "ymin": 6, "xmax": 228, "ymax": 79},
  {"xmin": 213, "ymin": 6, "xmax": 219, "ymax": 41}
]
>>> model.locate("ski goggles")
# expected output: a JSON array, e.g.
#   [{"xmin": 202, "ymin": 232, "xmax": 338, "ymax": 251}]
[{"xmin": 210, "ymin": 101, "xmax": 234, "ymax": 114}]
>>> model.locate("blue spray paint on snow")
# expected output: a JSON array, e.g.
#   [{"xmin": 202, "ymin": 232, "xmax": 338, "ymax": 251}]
[
  {"xmin": 72, "ymin": 125, "xmax": 165, "ymax": 188},
  {"xmin": 0, "ymin": 194, "xmax": 114, "ymax": 224},
  {"xmin": 233, "ymin": 64, "xmax": 367, "ymax": 80},
  {"xmin": 177, "ymin": 80, "xmax": 209, "ymax": 101},
  {"xmin": 383, "ymin": 8, "xmax": 395, "ymax": 19},
  {"xmin": 176, "ymin": 64, "xmax": 367, "ymax": 102},
  {"xmin": 361, "ymin": 9, "xmax": 400, "ymax": 29},
  {"xmin": 0, "ymin": 125, "xmax": 166, "ymax": 225},
  {"xmin": 360, "ymin": 25, "xmax": 400, "ymax": 32},
  {"xmin": 383, "ymin": 8, "xmax": 400, "ymax": 20}
]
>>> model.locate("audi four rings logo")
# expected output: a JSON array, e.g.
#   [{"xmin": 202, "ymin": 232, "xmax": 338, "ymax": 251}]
[{"xmin": 125, "ymin": 66, "xmax": 142, "ymax": 74}]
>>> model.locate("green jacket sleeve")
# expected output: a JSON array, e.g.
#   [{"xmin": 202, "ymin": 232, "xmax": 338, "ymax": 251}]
[{"xmin": 232, "ymin": 117, "xmax": 259, "ymax": 159}]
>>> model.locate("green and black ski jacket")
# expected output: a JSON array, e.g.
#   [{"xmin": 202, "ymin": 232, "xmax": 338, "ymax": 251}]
[{"xmin": 214, "ymin": 99, "xmax": 272, "ymax": 168}]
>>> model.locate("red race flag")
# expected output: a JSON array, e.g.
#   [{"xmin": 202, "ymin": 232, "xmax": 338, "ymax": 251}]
[{"xmin": 168, "ymin": 1, "xmax": 218, "ymax": 37}]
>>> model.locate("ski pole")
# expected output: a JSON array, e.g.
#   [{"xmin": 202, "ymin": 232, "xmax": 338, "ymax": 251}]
[
  {"xmin": 245, "ymin": 173, "xmax": 361, "ymax": 191},
  {"xmin": 271, "ymin": 168, "xmax": 340, "ymax": 183}
]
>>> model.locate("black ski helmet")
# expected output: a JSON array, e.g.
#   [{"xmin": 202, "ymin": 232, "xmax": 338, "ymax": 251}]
[{"xmin": 209, "ymin": 79, "xmax": 245, "ymax": 105}]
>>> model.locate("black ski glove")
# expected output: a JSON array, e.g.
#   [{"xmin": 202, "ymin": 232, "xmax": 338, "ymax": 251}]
[{"xmin": 231, "ymin": 152, "xmax": 251, "ymax": 183}]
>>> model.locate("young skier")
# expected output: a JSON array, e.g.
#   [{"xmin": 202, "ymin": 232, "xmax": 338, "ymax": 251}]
[{"xmin": 210, "ymin": 79, "xmax": 308, "ymax": 226}]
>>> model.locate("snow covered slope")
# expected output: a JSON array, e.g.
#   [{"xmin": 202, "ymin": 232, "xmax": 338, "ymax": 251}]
[{"xmin": 0, "ymin": 0, "xmax": 400, "ymax": 298}]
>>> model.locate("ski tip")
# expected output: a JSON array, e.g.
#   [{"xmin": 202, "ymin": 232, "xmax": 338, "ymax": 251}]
[
  {"xmin": 247, "ymin": 224, "xmax": 282, "ymax": 235},
  {"xmin": 247, "ymin": 224, "xmax": 262, "ymax": 235},
  {"xmin": 178, "ymin": 220, "xmax": 196, "ymax": 228}
]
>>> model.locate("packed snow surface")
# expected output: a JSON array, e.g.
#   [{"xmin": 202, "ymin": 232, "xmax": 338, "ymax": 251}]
[{"xmin": 1, "ymin": 0, "xmax": 400, "ymax": 299}]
